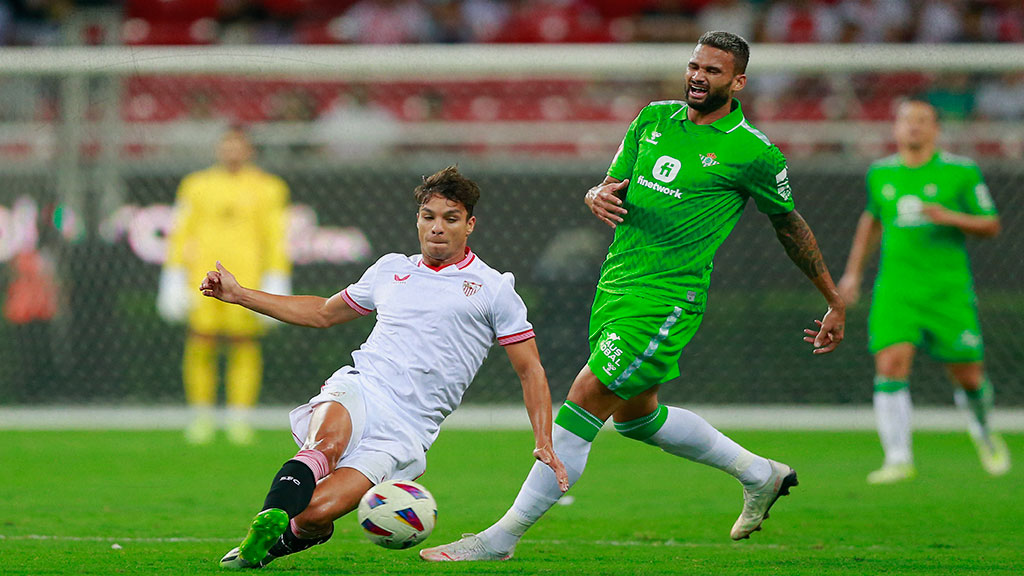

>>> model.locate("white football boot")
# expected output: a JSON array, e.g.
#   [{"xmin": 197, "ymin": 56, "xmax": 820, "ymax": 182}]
[
  {"xmin": 419, "ymin": 534, "xmax": 512, "ymax": 562},
  {"xmin": 730, "ymin": 459, "xmax": 799, "ymax": 540},
  {"xmin": 972, "ymin": 432, "xmax": 1011, "ymax": 476},
  {"xmin": 866, "ymin": 462, "xmax": 916, "ymax": 485}
]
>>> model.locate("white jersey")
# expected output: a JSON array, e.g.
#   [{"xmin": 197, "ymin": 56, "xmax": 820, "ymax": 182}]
[{"xmin": 337, "ymin": 247, "xmax": 534, "ymax": 449}]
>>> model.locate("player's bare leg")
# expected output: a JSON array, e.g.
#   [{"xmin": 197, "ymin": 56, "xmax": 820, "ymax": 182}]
[
  {"xmin": 868, "ymin": 343, "xmax": 917, "ymax": 484},
  {"xmin": 950, "ymin": 362, "xmax": 1010, "ymax": 476},
  {"xmin": 221, "ymin": 402, "xmax": 352, "ymax": 569}
]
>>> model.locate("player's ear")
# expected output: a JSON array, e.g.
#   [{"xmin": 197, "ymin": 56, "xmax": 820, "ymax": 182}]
[
  {"xmin": 732, "ymin": 73, "xmax": 746, "ymax": 93},
  {"xmin": 466, "ymin": 215, "xmax": 476, "ymax": 235}
]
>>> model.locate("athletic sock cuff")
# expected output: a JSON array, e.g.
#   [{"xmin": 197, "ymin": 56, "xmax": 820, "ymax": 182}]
[
  {"xmin": 293, "ymin": 449, "xmax": 330, "ymax": 482},
  {"xmin": 964, "ymin": 379, "xmax": 991, "ymax": 399},
  {"xmin": 873, "ymin": 377, "xmax": 909, "ymax": 393},
  {"xmin": 268, "ymin": 518, "xmax": 333, "ymax": 558},
  {"xmin": 614, "ymin": 404, "xmax": 668, "ymax": 442},
  {"xmin": 554, "ymin": 401, "xmax": 602, "ymax": 442}
]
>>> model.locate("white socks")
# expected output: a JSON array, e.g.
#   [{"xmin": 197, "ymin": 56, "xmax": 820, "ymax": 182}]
[
  {"xmin": 873, "ymin": 379, "xmax": 913, "ymax": 466},
  {"xmin": 954, "ymin": 379, "xmax": 994, "ymax": 440},
  {"xmin": 647, "ymin": 406, "xmax": 772, "ymax": 488},
  {"xmin": 480, "ymin": 423, "xmax": 593, "ymax": 553},
  {"xmin": 478, "ymin": 403, "xmax": 776, "ymax": 554}
]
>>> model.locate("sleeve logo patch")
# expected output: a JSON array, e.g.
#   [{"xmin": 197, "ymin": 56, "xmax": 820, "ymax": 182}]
[
  {"xmin": 975, "ymin": 184, "xmax": 995, "ymax": 211},
  {"xmin": 775, "ymin": 168, "xmax": 792, "ymax": 201}
]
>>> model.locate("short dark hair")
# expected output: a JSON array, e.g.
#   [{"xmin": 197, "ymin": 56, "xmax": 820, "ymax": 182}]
[
  {"xmin": 414, "ymin": 165, "xmax": 481, "ymax": 217},
  {"xmin": 221, "ymin": 124, "xmax": 252, "ymax": 145},
  {"xmin": 902, "ymin": 95, "xmax": 940, "ymax": 120},
  {"xmin": 697, "ymin": 31, "xmax": 750, "ymax": 74}
]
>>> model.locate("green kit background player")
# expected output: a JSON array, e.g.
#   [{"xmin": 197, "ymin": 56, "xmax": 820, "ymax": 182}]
[
  {"xmin": 421, "ymin": 31, "xmax": 846, "ymax": 562},
  {"xmin": 837, "ymin": 98, "xmax": 1009, "ymax": 484}
]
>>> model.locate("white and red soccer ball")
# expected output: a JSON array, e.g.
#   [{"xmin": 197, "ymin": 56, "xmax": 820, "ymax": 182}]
[{"xmin": 357, "ymin": 480, "xmax": 437, "ymax": 549}]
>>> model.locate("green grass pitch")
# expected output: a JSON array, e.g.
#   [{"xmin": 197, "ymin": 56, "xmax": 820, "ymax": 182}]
[{"xmin": 2, "ymin": 428, "xmax": 1021, "ymax": 575}]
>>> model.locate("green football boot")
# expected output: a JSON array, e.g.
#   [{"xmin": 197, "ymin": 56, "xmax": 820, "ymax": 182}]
[{"xmin": 220, "ymin": 508, "xmax": 288, "ymax": 569}]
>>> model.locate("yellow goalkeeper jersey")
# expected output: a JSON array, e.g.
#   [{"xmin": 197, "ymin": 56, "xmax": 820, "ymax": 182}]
[{"xmin": 165, "ymin": 164, "xmax": 290, "ymax": 336}]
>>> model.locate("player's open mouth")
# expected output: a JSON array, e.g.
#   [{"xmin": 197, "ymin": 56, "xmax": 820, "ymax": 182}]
[{"xmin": 688, "ymin": 84, "xmax": 709, "ymax": 99}]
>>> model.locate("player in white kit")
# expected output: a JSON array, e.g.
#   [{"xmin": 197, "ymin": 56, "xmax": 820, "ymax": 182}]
[{"xmin": 205, "ymin": 166, "xmax": 569, "ymax": 569}]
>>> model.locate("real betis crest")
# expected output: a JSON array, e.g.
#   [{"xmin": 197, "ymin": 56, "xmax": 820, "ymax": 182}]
[
  {"xmin": 700, "ymin": 153, "xmax": 720, "ymax": 167},
  {"xmin": 463, "ymin": 281, "xmax": 482, "ymax": 297}
]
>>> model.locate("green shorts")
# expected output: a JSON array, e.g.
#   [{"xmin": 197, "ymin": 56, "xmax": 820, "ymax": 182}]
[
  {"xmin": 587, "ymin": 289, "xmax": 703, "ymax": 400},
  {"xmin": 868, "ymin": 288, "xmax": 984, "ymax": 363}
]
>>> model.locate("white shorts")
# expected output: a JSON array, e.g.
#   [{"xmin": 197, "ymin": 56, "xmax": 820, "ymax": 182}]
[{"xmin": 288, "ymin": 366, "xmax": 427, "ymax": 485}]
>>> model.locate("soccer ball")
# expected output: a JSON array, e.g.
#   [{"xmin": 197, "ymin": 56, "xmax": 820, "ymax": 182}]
[{"xmin": 357, "ymin": 479, "xmax": 437, "ymax": 550}]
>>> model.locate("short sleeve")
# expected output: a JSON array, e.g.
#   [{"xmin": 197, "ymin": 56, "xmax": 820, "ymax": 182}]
[
  {"xmin": 742, "ymin": 145, "xmax": 796, "ymax": 215},
  {"xmin": 491, "ymin": 272, "xmax": 535, "ymax": 346},
  {"xmin": 959, "ymin": 165, "xmax": 998, "ymax": 217},
  {"xmin": 607, "ymin": 109, "xmax": 643, "ymax": 181},
  {"xmin": 340, "ymin": 256, "xmax": 390, "ymax": 316},
  {"xmin": 864, "ymin": 167, "xmax": 881, "ymax": 218}
]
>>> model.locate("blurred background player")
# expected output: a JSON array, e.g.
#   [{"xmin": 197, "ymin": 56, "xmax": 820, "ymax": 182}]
[
  {"xmin": 157, "ymin": 126, "xmax": 292, "ymax": 445},
  {"xmin": 200, "ymin": 166, "xmax": 567, "ymax": 569},
  {"xmin": 837, "ymin": 98, "xmax": 1009, "ymax": 484},
  {"xmin": 421, "ymin": 31, "xmax": 845, "ymax": 562}
]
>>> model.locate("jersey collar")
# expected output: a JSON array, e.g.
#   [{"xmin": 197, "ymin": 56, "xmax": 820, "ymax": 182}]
[
  {"xmin": 670, "ymin": 98, "xmax": 745, "ymax": 133},
  {"xmin": 898, "ymin": 150, "xmax": 941, "ymax": 169},
  {"xmin": 418, "ymin": 246, "xmax": 476, "ymax": 272}
]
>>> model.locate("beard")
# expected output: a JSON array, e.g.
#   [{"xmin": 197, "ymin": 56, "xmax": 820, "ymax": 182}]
[{"xmin": 686, "ymin": 83, "xmax": 733, "ymax": 114}]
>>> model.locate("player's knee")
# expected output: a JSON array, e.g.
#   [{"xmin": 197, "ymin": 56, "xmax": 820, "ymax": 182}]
[
  {"xmin": 303, "ymin": 441, "xmax": 344, "ymax": 469},
  {"xmin": 876, "ymin": 357, "xmax": 910, "ymax": 379},
  {"xmin": 875, "ymin": 345, "xmax": 914, "ymax": 378},
  {"xmin": 956, "ymin": 373, "xmax": 985, "ymax": 391}
]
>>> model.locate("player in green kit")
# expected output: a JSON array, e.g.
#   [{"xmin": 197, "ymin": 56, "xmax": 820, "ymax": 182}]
[
  {"xmin": 421, "ymin": 31, "xmax": 846, "ymax": 562},
  {"xmin": 837, "ymin": 98, "xmax": 1009, "ymax": 484}
]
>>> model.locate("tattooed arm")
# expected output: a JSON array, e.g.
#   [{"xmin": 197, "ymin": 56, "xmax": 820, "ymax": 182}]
[{"xmin": 769, "ymin": 209, "xmax": 846, "ymax": 354}]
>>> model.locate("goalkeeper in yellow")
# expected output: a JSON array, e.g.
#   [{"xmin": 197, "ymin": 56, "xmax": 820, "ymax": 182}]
[{"xmin": 158, "ymin": 127, "xmax": 291, "ymax": 445}]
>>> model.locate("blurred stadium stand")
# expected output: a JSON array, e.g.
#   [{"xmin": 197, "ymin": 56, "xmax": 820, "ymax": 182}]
[{"xmin": 0, "ymin": 2, "xmax": 1021, "ymax": 411}]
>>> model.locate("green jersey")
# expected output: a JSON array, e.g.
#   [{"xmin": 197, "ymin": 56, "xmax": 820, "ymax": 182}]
[
  {"xmin": 866, "ymin": 151, "xmax": 997, "ymax": 298},
  {"xmin": 603, "ymin": 99, "xmax": 795, "ymax": 311}
]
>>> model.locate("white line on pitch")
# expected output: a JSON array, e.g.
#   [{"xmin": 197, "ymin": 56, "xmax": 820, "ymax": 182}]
[
  {"xmin": 1, "ymin": 534, "xmax": 898, "ymax": 552},
  {"xmin": 0, "ymin": 534, "xmax": 239, "ymax": 543}
]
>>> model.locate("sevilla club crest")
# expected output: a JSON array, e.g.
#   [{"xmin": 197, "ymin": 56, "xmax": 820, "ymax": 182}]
[{"xmin": 463, "ymin": 281, "xmax": 482, "ymax": 297}]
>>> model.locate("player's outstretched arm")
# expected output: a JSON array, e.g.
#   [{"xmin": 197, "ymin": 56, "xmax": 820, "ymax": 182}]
[
  {"xmin": 836, "ymin": 211, "xmax": 882, "ymax": 306},
  {"xmin": 585, "ymin": 176, "xmax": 629, "ymax": 229},
  {"xmin": 768, "ymin": 210, "xmax": 846, "ymax": 355},
  {"xmin": 921, "ymin": 204, "xmax": 1001, "ymax": 238},
  {"xmin": 504, "ymin": 338, "xmax": 570, "ymax": 492},
  {"xmin": 200, "ymin": 261, "xmax": 363, "ymax": 328}
]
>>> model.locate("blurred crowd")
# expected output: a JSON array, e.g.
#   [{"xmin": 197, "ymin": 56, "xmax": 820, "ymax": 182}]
[
  {"xmin": 2, "ymin": 0, "xmax": 1024, "ymax": 161},
  {"xmin": 1, "ymin": 0, "xmax": 1022, "ymax": 46}
]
